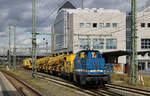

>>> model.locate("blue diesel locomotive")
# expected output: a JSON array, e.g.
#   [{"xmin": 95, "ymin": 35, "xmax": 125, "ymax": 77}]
[{"xmin": 73, "ymin": 50, "xmax": 111, "ymax": 87}]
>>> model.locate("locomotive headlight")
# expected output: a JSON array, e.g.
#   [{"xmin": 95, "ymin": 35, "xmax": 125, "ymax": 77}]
[{"xmin": 87, "ymin": 70, "xmax": 103, "ymax": 72}]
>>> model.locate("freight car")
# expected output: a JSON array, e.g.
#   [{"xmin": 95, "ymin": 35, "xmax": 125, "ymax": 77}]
[
  {"xmin": 23, "ymin": 58, "xmax": 32, "ymax": 69},
  {"xmin": 23, "ymin": 50, "xmax": 111, "ymax": 87}
]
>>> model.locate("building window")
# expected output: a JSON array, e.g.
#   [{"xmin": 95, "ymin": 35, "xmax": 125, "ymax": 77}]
[
  {"xmin": 112, "ymin": 23, "xmax": 117, "ymax": 28},
  {"xmin": 148, "ymin": 23, "xmax": 150, "ymax": 28},
  {"xmin": 93, "ymin": 39, "xmax": 104, "ymax": 49},
  {"xmin": 86, "ymin": 23, "xmax": 91, "ymax": 28},
  {"xmin": 80, "ymin": 38, "xmax": 91, "ymax": 50},
  {"xmin": 106, "ymin": 23, "xmax": 111, "ymax": 28},
  {"xmin": 93, "ymin": 23, "xmax": 97, "ymax": 28},
  {"xmin": 99, "ymin": 23, "xmax": 104, "ymax": 28},
  {"xmin": 94, "ymin": 10, "xmax": 97, "ymax": 13},
  {"xmin": 141, "ymin": 23, "xmax": 145, "ymax": 28},
  {"xmin": 106, "ymin": 39, "xmax": 117, "ymax": 49},
  {"xmin": 138, "ymin": 61, "xmax": 145, "ymax": 70},
  {"xmin": 141, "ymin": 39, "xmax": 150, "ymax": 49},
  {"xmin": 80, "ymin": 23, "xmax": 84, "ymax": 28}
]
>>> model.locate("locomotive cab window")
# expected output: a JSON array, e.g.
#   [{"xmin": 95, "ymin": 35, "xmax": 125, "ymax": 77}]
[
  {"xmin": 91, "ymin": 52, "xmax": 97, "ymax": 58},
  {"xmin": 89, "ymin": 52, "xmax": 101, "ymax": 59},
  {"xmin": 78, "ymin": 51, "xmax": 101, "ymax": 59}
]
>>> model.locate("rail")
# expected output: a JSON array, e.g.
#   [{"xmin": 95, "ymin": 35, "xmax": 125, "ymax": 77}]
[
  {"xmin": 106, "ymin": 83, "xmax": 150, "ymax": 96},
  {"xmin": 35, "ymin": 71, "xmax": 123, "ymax": 96},
  {"xmin": 1, "ymin": 70, "xmax": 43, "ymax": 96}
]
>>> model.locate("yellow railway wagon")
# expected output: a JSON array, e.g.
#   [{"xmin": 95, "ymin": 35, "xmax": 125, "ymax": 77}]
[
  {"xmin": 36, "ymin": 58, "xmax": 44, "ymax": 71},
  {"xmin": 36, "ymin": 56, "xmax": 51, "ymax": 72},
  {"xmin": 23, "ymin": 58, "xmax": 32, "ymax": 69},
  {"xmin": 64, "ymin": 54, "xmax": 76, "ymax": 73},
  {"xmin": 24, "ymin": 54, "xmax": 76, "ymax": 77},
  {"xmin": 47, "ymin": 55, "xmax": 66, "ymax": 75},
  {"xmin": 56, "ymin": 54, "xmax": 66, "ymax": 72}
]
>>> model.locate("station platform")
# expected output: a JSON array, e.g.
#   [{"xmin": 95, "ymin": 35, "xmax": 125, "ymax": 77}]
[{"xmin": 0, "ymin": 72, "xmax": 19, "ymax": 96}]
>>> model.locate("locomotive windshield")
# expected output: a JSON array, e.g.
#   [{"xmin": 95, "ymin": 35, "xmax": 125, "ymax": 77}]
[{"xmin": 78, "ymin": 50, "xmax": 102, "ymax": 59}]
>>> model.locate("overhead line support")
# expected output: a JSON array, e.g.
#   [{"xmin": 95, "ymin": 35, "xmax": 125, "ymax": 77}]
[
  {"xmin": 13, "ymin": 20, "xmax": 17, "ymax": 71},
  {"xmin": 8, "ymin": 26, "xmax": 11, "ymax": 69},
  {"xmin": 130, "ymin": 0, "xmax": 138, "ymax": 83},
  {"xmin": 32, "ymin": 0, "xmax": 37, "ymax": 78}
]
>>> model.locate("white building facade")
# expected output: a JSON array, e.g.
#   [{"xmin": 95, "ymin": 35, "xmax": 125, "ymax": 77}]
[{"xmin": 52, "ymin": 8, "xmax": 127, "ymax": 64}]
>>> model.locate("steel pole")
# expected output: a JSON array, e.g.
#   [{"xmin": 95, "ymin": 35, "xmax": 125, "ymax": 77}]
[
  {"xmin": 130, "ymin": 0, "xmax": 138, "ymax": 83},
  {"xmin": 8, "ymin": 26, "xmax": 11, "ymax": 69},
  {"xmin": 13, "ymin": 21, "xmax": 17, "ymax": 71},
  {"xmin": 46, "ymin": 39, "xmax": 48, "ymax": 55},
  {"xmin": 32, "ymin": 0, "xmax": 37, "ymax": 78}
]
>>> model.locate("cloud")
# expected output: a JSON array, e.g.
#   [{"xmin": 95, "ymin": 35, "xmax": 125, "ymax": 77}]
[{"xmin": 0, "ymin": 0, "xmax": 148, "ymax": 49}]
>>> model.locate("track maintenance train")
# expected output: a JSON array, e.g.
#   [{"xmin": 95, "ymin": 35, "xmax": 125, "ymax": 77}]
[{"xmin": 23, "ymin": 50, "xmax": 111, "ymax": 87}]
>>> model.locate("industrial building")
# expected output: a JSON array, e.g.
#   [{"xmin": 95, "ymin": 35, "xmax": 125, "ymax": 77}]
[{"xmin": 51, "ymin": 1, "xmax": 150, "ymax": 73}]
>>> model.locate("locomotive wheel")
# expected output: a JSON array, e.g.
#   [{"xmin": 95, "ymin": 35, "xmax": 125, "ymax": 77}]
[
  {"xmin": 100, "ymin": 79, "xmax": 105, "ymax": 88},
  {"xmin": 80, "ymin": 76, "xmax": 86, "ymax": 85}
]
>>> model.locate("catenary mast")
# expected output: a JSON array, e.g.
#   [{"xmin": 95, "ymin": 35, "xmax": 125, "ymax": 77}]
[
  {"xmin": 32, "ymin": 0, "xmax": 37, "ymax": 78},
  {"xmin": 130, "ymin": 0, "xmax": 138, "ymax": 83}
]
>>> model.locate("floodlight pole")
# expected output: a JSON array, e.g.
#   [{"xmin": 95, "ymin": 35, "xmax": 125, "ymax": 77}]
[
  {"xmin": 32, "ymin": 0, "xmax": 37, "ymax": 78},
  {"xmin": 130, "ymin": 0, "xmax": 138, "ymax": 83}
]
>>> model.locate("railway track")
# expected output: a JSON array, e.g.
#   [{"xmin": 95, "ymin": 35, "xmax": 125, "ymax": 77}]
[
  {"xmin": 2, "ymin": 69, "xmax": 150, "ymax": 96},
  {"xmin": 1, "ymin": 70, "xmax": 43, "ymax": 96},
  {"xmin": 37, "ymin": 71, "xmax": 150, "ymax": 96},
  {"xmin": 36, "ymin": 72, "xmax": 98, "ymax": 96},
  {"xmin": 106, "ymin": 83, "xmax": 150, "ymax": 96},
  {"xmin": 36, "ymin": 72, "xmax": 123, "ymax": 96}
]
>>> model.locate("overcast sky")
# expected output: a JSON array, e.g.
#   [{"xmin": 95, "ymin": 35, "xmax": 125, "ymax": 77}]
[{"xmin": 0, "ymin": 0, "xmax": 149, "ymax": 49}]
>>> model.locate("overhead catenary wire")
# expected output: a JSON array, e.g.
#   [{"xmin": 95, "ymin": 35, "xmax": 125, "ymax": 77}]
[{"xmin": 37, "ymin": 0, "xmax": 68, "ymax": 28}]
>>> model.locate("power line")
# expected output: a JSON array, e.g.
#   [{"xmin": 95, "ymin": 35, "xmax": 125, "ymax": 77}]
[
  {"xmin": 39, "ymin": 0, "xmax": 67, "ymax": 27},
  {"xmin": 36, "ymin": 0, "xmax": 65, "ymax": 27}
]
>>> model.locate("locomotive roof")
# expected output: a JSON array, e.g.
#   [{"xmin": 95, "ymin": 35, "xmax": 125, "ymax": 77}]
[{"xmin": 77, "ymin": 50, "xmax": 100, "ymax": 54}]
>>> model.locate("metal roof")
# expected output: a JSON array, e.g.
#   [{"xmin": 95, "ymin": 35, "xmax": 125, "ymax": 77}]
[{"xmin": 58, "ymin": 1, "xmax": 76, "ymax": 12}]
